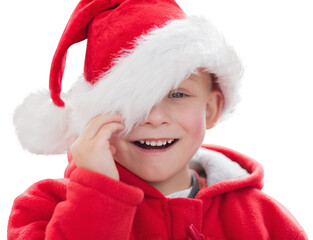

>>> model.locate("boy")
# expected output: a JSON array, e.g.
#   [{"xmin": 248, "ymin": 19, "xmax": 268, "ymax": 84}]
[{"xmin": 9, "ymin": 0, "xmax": 307, "ymax": 239}]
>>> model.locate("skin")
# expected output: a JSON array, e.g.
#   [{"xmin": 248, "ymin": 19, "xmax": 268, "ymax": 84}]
[{"xmin": 71, "ymin": 69, "xmax": 224, "ymax": 196}]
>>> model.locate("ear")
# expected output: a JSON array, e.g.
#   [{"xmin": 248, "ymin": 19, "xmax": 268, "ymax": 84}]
[{"xmin": 206, "ymin": 90, "xmax": 224, "ymax": 129}]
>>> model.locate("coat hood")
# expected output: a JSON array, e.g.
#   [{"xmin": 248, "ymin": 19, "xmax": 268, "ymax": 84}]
[{"xmin": 192, "ymin": 145, "xmax": 264, "ymax": 199}]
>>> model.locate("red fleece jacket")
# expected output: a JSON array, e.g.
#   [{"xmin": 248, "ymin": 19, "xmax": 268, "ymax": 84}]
[{"xmin": 8, "ymin": 145, "xmax": 307, "ymax": 239}]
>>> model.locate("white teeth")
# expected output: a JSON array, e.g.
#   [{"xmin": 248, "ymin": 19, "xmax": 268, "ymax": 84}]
[{"xmin": 137, "ymin": 139, "xmax": 175, "ymax": 146}]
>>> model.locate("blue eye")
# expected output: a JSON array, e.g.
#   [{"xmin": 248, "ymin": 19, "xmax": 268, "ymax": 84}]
[{"xmin": 169, "ymin": 92, "xmax": 186, "ymax": 98}]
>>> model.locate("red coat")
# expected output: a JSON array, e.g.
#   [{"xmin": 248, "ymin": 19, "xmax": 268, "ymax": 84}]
[{"xmin": 8, "ymin": 145, "xmax": 307, "ymax": 239}]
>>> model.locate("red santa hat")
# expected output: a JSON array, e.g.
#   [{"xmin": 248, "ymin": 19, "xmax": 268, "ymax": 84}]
[{"xmin": 14, "ymin": 0, "xmax": 243, "ymax": 154}]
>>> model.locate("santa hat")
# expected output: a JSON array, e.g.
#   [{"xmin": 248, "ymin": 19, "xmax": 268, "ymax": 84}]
[{"xmin": 14, "ymin": 0, "xmax": 243, "ymax": 155}]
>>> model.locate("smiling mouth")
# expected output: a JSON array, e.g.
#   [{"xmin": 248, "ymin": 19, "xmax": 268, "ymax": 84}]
[{"xmin": 132, "ymin": 139, "xmax": 178, "ymax": 150}]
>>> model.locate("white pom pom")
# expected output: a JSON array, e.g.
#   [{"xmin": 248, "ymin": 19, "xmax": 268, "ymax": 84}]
[{"xmin": 13, "ymin": 91, "xmax": 70, "ymax": 154}]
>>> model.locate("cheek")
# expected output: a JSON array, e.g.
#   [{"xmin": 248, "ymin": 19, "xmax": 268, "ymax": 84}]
[
  {"xmin": 110, "ymin": 135, "xmax": 122, "ymax": 149},
  {"xmin": 110, "ymin": 135, "xmax": 127, "ymax": 160},
  {"xmin": 180, "ymin": 106, "xmax": 206, "ymax": 141}
]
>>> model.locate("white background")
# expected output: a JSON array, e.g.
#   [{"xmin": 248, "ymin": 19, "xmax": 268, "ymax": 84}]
[{"xmin": 1, "ymin": 0, "xmax": 312, "ymax": 238}]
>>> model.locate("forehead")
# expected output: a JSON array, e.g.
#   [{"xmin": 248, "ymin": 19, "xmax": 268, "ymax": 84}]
[{"xmin": 180, "ymin": 70, "xmax": 212, "ymax": 90}]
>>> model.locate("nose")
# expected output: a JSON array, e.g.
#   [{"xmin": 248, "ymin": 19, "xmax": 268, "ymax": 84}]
[{"xmin": 140, "ymin": 103, "xmax": 169, "ymax": 127}]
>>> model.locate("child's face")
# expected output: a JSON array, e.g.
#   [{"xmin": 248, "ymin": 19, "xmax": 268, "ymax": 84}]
[{"xmin": 110, "ymin": 70, "xmax": 223, "ymax": 191}]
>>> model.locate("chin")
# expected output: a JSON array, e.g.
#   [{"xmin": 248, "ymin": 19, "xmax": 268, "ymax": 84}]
[
  {"xmin": 133, "ymin": 167, "xmax": 172, "ymax": 183},
  {"xmin": 138, "ymin": 171, "xmax": 167, "ymax": 183}
]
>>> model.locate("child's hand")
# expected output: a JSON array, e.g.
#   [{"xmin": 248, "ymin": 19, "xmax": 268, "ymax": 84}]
[{"xmin": 70, "ymin": 113, "xmax": 125, "ymax": 180}]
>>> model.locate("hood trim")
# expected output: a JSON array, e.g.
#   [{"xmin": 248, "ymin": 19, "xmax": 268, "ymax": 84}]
[{"xmin": 189, "ymin": 148, "xmax": 249, "ymax": 186}]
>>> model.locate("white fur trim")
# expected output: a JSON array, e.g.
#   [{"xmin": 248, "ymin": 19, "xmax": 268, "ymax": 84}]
[
  {"xmin": 13, "ymin": 91, "xmax": 70, "ymax": 154},
  {"xmin": 67, "ymin": 15, "xmax": 243, "ymax": 137},
  {"xmin": 14, "ymin": 15, "xmax": 242, "ymax": 154},
  {"xmin": 189, "ymin": 148, "xmax": 249, "ymax": 186}
]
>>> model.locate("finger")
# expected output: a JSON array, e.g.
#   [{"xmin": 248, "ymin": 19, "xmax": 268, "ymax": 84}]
[
  {"xmin": 93, "ymin": 122, "xmax": 125, "ymax": 146},
  {"xmin": 81, "ymin": 113, "xmax": 123, "ymax": 139}
]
